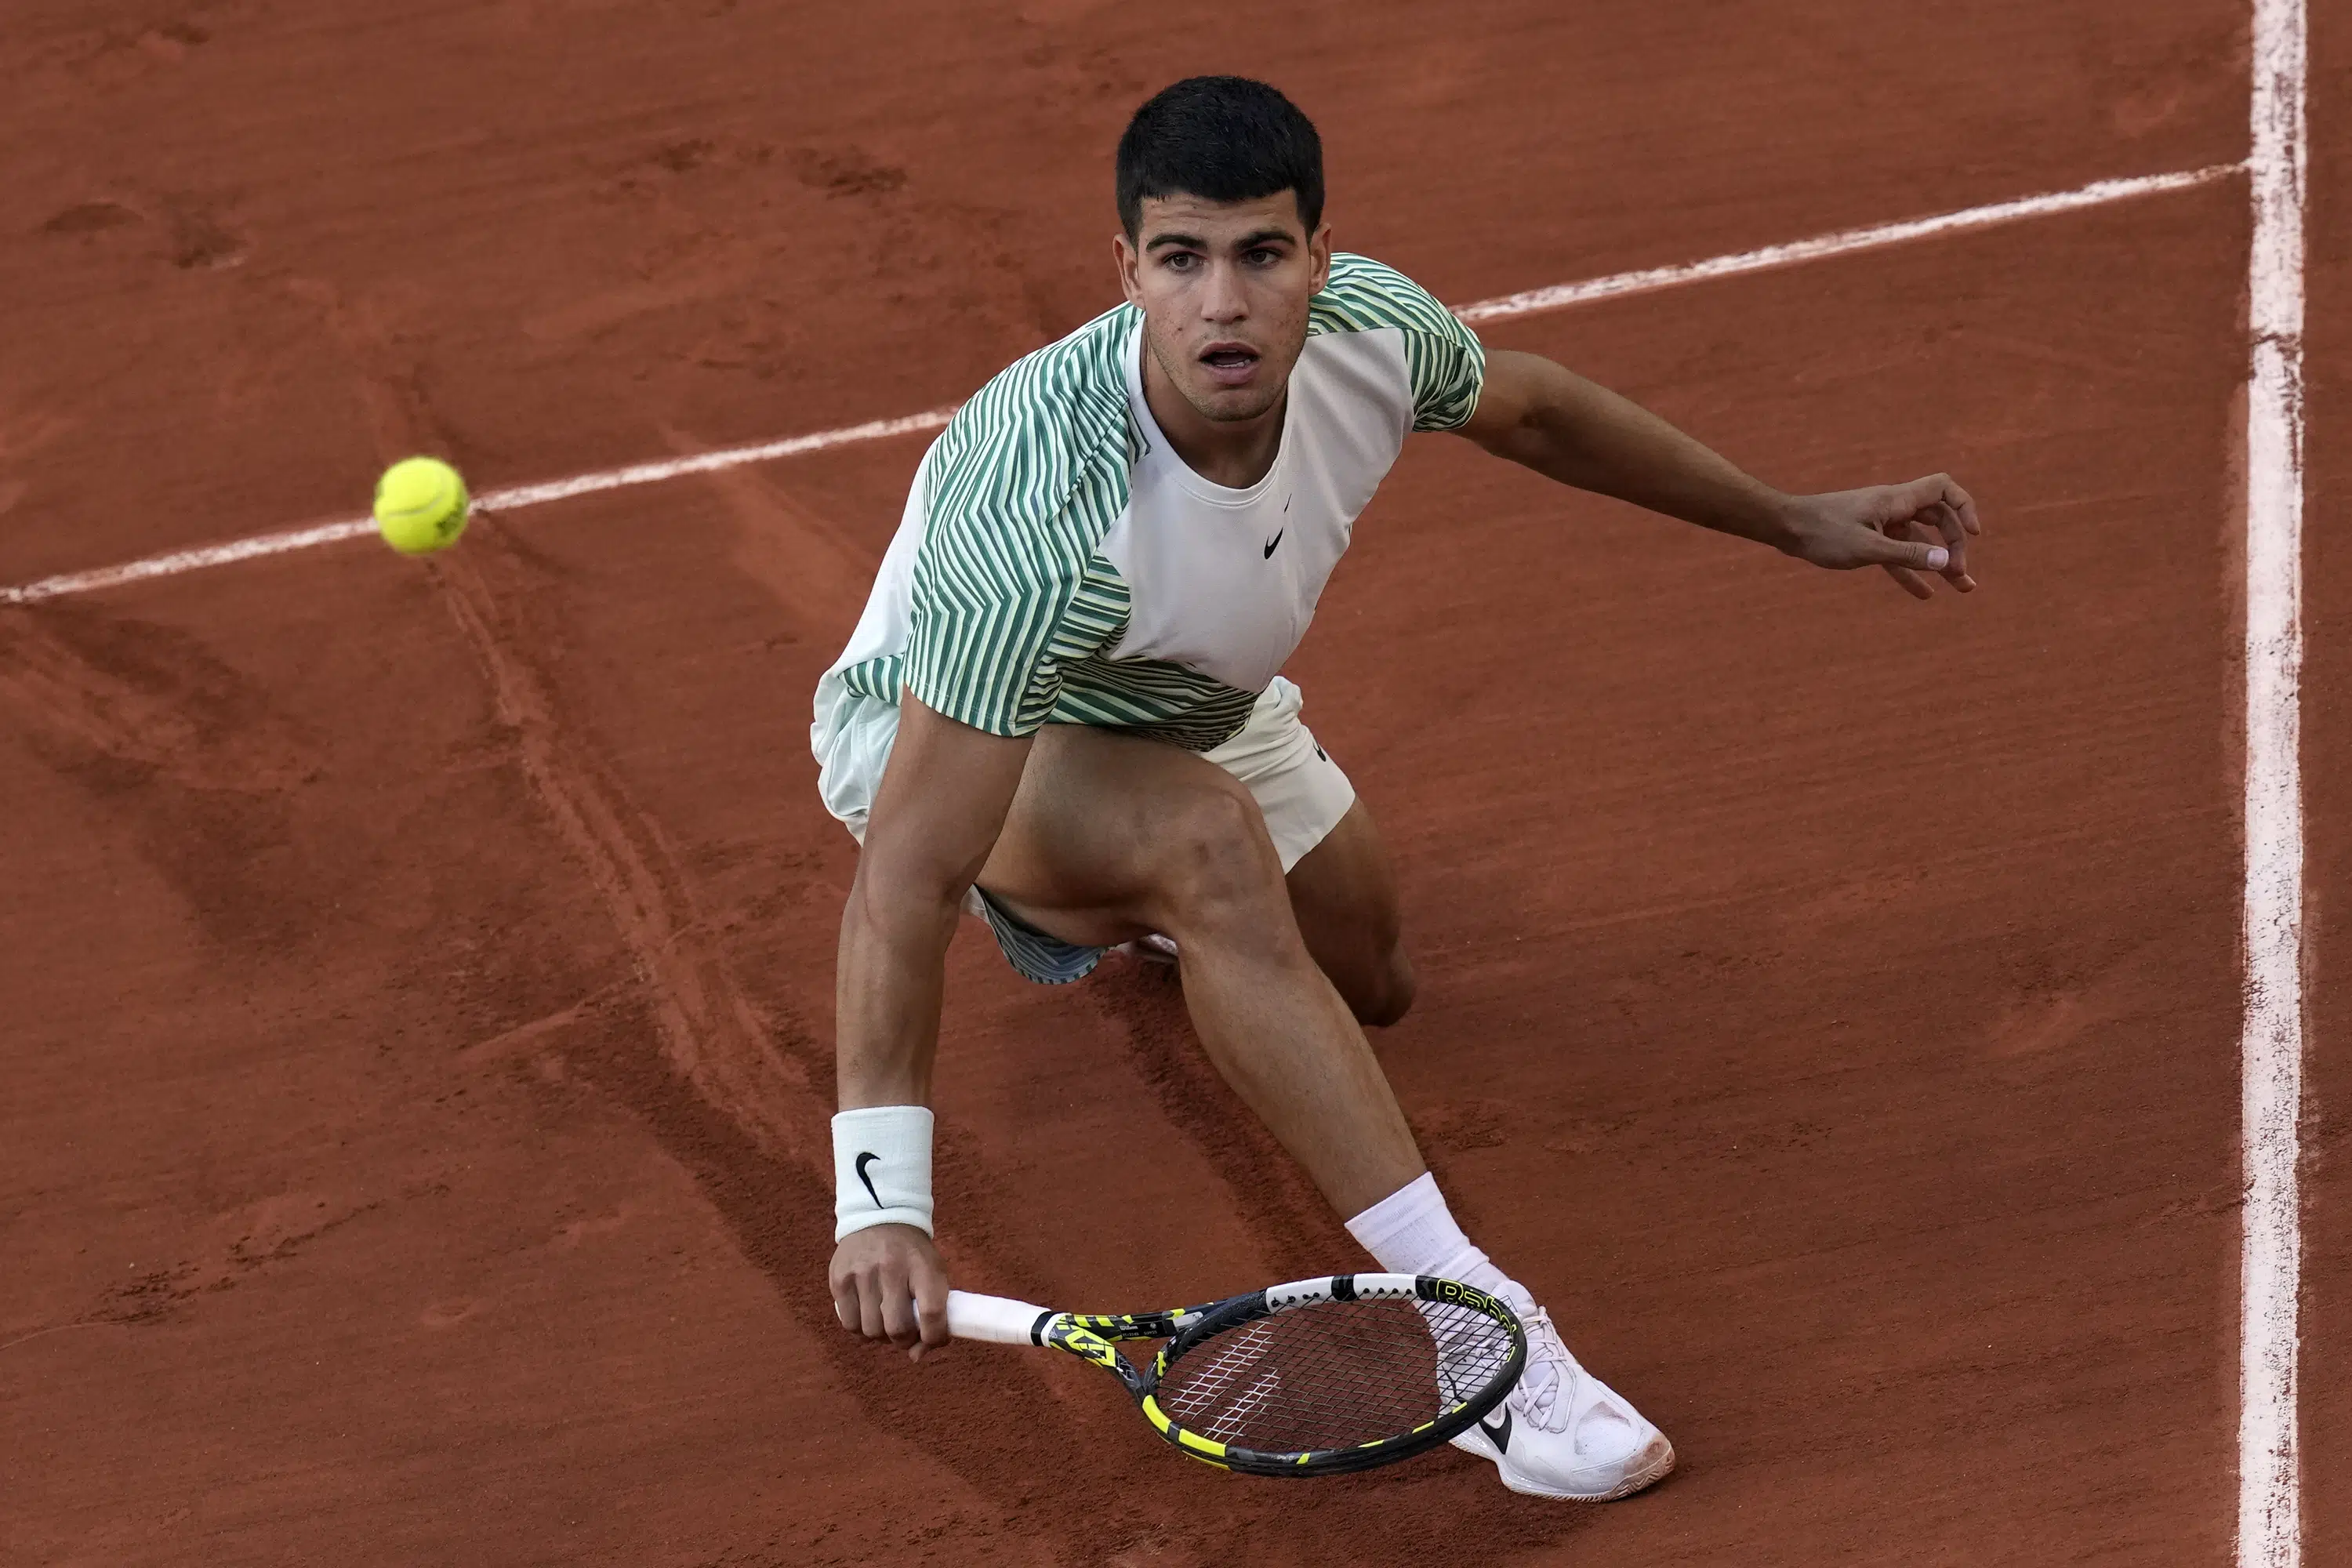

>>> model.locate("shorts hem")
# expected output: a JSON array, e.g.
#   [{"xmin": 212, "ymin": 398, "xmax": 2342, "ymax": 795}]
[{"xmin": 971, "ymin": 891, "xmax": 1107, "ymax": 985}]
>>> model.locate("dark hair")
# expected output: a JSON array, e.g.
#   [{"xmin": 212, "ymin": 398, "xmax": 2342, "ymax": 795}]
[{"xmin": 1116, "ymin": 77, "xmax": 1324, "ymax": 238}]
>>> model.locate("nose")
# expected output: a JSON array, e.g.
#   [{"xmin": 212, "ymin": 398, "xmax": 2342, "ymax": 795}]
[{"xmin": 1200, "ymin": 257, "xmax": 1248, "ymax": 325}]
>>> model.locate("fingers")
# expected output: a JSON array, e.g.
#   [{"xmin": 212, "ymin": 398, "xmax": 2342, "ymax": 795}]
[
  {"xmin": 829, "ymin": 1246, "xmax": 903, "ymax": 1341},
  {"xmin": 907, "ymin": 1252, "xmax": 952, "ymax": 1363},
  {"xmin": 1790, "ymin": 476, "xmax": 1979, "ymax": 597},
  {"xmin": 1872, "ymin": 524, "xmax": 1939, "ymax": 600},
  {"xmin": 829, "ymin": 1229, "xmax": 953, "ymax": 1362},
  {"xmin": 1899, "ymin": 476, "xmax": 1982, "ymax": 590},
  {"xmin": 1936, "ymin": 474, "xmax": 1984, "ymax": 536},
  {"xmin": 1860, "ymin": 522, "xmax": 1948, "ymax": 576},
  {"xmin": 1921, "ymin": 500, "xmax": 1976, "ymax": 592},
  {"xmin": 1896, "ymin": 473, "xmax": 1980, "ymax": 532},
  {"xmin": 1879, "ymin": 561, "xmax": 1934, "ymax": 600},
  {"xmin": 881, "ymin": 1263, "xmax": 923, "ymax": 1351},
  {"xmin": 842, "ymin": 1258, "xmax": 913, "ymax": 1342},
  {"xmin": 1893, "ymin": 510, "xmax": 1973, "ymax": 595}
]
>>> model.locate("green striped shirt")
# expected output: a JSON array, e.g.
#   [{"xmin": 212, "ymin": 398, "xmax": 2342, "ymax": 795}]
[{"xmin": 826, "ymin": 252, "xmax": 1483, "ymax": 752}]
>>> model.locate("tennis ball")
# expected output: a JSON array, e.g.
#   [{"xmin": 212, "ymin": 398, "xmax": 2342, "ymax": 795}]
[{"xmin": 373, "ymin": 456, "xmax": 470, "ymax": 555}]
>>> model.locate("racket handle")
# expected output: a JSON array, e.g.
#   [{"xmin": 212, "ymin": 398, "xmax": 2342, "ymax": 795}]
[{"xmin": 946, "ymin": 1289, "xmax": 1054, "ymax": 1345}]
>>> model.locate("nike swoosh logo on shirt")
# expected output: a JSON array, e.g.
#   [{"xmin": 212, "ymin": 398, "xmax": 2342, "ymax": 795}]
[
  {"xmin": 855, "ymin": 1151, "xmax": 883, "ymax": 1207},
  {"xmin": 1480, "ymin": 1405, "xmax": 1513, "ymax": 1453},
  {"xmin": 1263, "ymin": 528, "xmax": 1284, "ymax": 559}
]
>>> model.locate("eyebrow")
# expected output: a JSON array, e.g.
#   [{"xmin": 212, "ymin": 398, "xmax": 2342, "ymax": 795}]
[{"xmin": 1144, "ymin": 227, "xmax": 1300, "ymax": 253}]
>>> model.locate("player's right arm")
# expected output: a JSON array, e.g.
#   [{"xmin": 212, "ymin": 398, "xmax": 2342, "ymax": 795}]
[{"xmin": 829, "ymin": 692, "xmax": 1033, "ymax": 1361}]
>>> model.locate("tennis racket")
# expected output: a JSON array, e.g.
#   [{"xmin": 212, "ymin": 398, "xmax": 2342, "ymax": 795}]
[{"xmin": 945, "ymin": 1272, "xmax": 1525, "ymax": 1476}]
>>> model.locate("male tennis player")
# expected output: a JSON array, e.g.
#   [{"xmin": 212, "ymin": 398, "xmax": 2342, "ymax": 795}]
[{"xmin": 817, "ymin": 77, "xmax": 1977, "ymax": 1500}]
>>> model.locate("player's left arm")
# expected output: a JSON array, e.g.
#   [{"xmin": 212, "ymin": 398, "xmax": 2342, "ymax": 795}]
[{"xmin": 1457, "ymin": 347, "xmax": 1980, "ymax": 600}]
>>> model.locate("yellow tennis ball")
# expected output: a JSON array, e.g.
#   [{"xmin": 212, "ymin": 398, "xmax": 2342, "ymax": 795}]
[{"xmin": 373, "ymin": 456, "xmax": 470, "ymax": 555}]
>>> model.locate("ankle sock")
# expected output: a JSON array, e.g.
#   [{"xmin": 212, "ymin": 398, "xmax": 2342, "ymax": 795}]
[{"xmin": 1344, "ymin": 1171, "xmax": 1537, "ymax": 1322}]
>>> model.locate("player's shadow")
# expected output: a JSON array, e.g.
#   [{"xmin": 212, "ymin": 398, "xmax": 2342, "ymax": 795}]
[{"xmin": 564, "ymin": 957, "xmax": 1633, "ymax": 1565}]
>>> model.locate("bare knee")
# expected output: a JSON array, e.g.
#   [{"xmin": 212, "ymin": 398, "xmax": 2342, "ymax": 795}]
[{"xmin": 1156, "ymin": 784, "xmax": 1289, "ymax": 934}]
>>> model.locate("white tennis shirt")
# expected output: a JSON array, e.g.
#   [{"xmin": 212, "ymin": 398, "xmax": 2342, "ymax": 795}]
[{"xmin": 816, "ymin": 253, "xmax": 1486, "ymax": 753}]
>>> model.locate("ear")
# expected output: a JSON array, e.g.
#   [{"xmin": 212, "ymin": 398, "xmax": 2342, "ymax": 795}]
[
  {"xmin": 1112, "ymin": 230, "xmax": 1145, "ymax": 307},
  {"xmin": 1307, "ymin": 221, "xmax": 1333, "ymax": 295}
]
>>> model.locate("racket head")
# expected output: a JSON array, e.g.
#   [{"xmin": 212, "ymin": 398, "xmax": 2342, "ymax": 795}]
[{"xmin": 1138, "ymin": 1273, "xmax": 1526, "ymax": 1476}]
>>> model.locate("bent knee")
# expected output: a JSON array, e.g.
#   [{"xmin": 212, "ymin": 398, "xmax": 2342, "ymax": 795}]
[{"xmin": 1158, "ymin": 783, "xmax": 1286, "ymax": 916}]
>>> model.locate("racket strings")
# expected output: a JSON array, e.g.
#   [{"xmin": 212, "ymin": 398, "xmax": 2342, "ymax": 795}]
[{"xmin": 1156, "ymin": 1298, "xmax": 1514, "ymax": 1455}]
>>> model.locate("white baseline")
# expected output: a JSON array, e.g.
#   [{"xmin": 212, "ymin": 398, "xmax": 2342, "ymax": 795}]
[
  {"xmin": 2238, "ymin": 1, "xmax": 2309, "ymax": 1565},
  {"xmin": 0, "ymin": 162, "xmax": 2237, "ymax": 608}
]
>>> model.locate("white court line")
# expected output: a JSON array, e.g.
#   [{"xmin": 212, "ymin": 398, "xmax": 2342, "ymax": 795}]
[
  {"xmin": 0, "ymin": 162, "xmax": 2237, "ymax": 609},
  {"xmin": 0, "ymin": 408, "xmax": 964, "ymax": 606},
  {"xmin": 2239, "ymin": 0, "xmax": 2309, "ymax": 1563},
  {"xmin": 1453, "ymin": 164, "xmax": 2237, "ymax": 321}
]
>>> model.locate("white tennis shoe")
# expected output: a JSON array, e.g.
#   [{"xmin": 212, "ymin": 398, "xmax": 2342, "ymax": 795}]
[{"xmin": 1449, "ymin": 1307, "xmax": 1675, "ymax": 1501}]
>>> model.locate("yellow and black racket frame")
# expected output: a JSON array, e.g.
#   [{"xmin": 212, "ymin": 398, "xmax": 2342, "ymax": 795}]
[{"xmin": 1010, "ymin": 1272, "xmax": 1527, "ymax": 1477}]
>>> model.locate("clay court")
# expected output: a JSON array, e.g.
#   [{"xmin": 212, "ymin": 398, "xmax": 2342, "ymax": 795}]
[{"xmin": 2, "ymin": 2, "xmax": 2343, "ymax": 1563}]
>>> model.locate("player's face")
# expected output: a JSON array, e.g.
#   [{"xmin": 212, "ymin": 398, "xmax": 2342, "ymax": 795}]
[{"xmin": 1116, "ymin": 191, "xmax": 1333, "ymax": 425}]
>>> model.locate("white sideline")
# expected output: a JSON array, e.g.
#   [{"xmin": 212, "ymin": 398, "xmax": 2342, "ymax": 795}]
[
  {"xmin": 0, "ymin": 163, "xmax": 2235, "ymax": 608},
  {"xmin": 2239, "ymin": 2, "xmax": 2308, "ymax": 1564}
]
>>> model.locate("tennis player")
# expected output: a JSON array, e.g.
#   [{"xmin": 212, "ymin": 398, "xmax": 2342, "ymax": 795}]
[{"xmin": 816, "ymin": 76, "xmax": 1978, "ymax": 1500}]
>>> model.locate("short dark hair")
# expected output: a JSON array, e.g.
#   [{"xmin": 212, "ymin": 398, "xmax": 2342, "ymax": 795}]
[{"xmin": 1116, "ymin": 77, "xmax": 1323, "ymax": 238}]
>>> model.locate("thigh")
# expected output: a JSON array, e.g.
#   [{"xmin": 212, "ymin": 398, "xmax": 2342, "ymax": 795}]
[
  {"xmin": 976, "ymin": 722, "xmax": 1287, "ymax": 949},
  {"xmin": 1284, "ymin": 798, "xmax": 1415, "ymax": 1025},
  {"xmin": 1201, "ymin": 677, "xmax": 1356, "ymax": 874}
]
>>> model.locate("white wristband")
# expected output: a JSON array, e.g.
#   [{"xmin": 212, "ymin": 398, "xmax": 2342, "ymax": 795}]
[{"xmin": 833, "ymin": 1105, "xmax": 935, "ymax": 1241}]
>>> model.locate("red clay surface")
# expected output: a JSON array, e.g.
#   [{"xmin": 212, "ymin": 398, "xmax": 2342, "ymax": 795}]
[{"xmin": 1, "ymin": 2, "xmax": 2332, "ymax": 1564}]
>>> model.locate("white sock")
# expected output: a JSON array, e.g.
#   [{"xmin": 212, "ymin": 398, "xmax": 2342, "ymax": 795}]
[{"xmin": 1344, "ymin": 1171, "xmax": 1537, "ymax": 1322}]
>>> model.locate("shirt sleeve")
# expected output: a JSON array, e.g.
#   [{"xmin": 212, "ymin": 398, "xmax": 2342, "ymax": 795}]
[
  {"xmin": 1311, "ymin": 254, "xmax": 1488, "ymax": 433},
  {"xmin": 900, "ymin": 419, "xmax": 1117, "ymax": 737}
]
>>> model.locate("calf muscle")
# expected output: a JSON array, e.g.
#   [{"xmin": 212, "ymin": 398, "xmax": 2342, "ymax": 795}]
[{"xmin": 1285, "ymin": 800, "xmax": 1417, "ymax": 1026}]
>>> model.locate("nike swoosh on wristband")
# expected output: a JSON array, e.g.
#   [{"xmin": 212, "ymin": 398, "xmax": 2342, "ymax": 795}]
[
  {"xmin": 855, "ymin": 1151, "xmax": 883, "ymax": 1207},
  {"xmin": 1480, "ymin": 1404, "xmax": 1513, "ymax": 1452}
]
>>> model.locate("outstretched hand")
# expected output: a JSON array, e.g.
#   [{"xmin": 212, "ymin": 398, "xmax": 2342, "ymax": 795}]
[{"xmin": 1780, "ymin": 474, "xmax": 1981, "ymax": 600}]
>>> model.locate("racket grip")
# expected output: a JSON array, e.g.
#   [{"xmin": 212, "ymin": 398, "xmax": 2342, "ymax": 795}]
[{"xmin": 946, "ymin": 1289, "xmax": 1054, "ymax": 1345}]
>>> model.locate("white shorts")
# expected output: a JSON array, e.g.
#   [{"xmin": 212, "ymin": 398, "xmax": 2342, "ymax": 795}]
[{"xmin": 811, "ymin": 675, "xmax": 1356, "ymax": 982}]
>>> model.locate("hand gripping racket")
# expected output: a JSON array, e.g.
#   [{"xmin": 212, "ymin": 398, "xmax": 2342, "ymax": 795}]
[{"xmin": 945, "ymin": 1273, "xmax": 1526, "ymax": 1476}]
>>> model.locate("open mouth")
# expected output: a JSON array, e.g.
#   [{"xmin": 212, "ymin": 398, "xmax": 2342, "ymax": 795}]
[{"xmin": 1198, "ymin": 343, "xmax": 1260, "ymax": 387}]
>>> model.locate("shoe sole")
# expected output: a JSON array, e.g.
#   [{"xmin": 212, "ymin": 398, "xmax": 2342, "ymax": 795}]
[{"xmin": 1455, "ymin": 1427, "xmax": 1676, "ymax": 1502}]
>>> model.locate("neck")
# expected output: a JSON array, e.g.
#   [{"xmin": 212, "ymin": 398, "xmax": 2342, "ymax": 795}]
[{"xmin": 1141, "ymin": 340, "xmax": 1286, "ymax": 489}]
